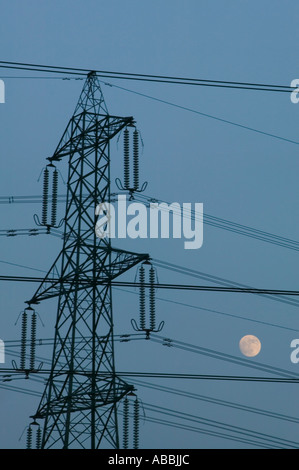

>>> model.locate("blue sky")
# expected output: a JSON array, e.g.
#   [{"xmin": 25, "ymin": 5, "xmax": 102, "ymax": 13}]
[{"xmin": 0, "ymin": 0, "xmax": 299, "ymax": 449}]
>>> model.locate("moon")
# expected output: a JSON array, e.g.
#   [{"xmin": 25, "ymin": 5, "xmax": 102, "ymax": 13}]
[{"xmin": 239, "ymin": 335, "xmax": 261, "ymax": 357}]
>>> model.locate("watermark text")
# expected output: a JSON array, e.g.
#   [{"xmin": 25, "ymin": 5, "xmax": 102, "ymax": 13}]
[
  {"xmin": 0, "ymin": 339, "xmax": 5, "ymax": 363},
  {"xmin": 95, "ymin": 195, "xmax": 203, "ymax": 250},
  {"xmin": 0, "ymin": 80, "xmax": 5, "ymax": 103},
  {"xmin": 290, "ymin": 79, "xmax": 299, "ymax": 104}
]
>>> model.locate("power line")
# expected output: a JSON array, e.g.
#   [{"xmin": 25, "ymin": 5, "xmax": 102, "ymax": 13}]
[
  {"xmin": 0, "ymin": 368, "xmax": 298, "ymax": 382},
  {"xmin": 0, "ymin": 76, "xmax": 83, "ymax": 80},
  {"xmin": 0, "ymin": 381, "xmax": 281, "ymax": 449},
  {"xmin": 3, "ymin": 191, "xmax": 299, "ymax": 253},
  {"xmin": 1, "ymin": 275, "xmax": 299, "ymax": 296},
  {"xmin": 0, "ymin": 259, "xmax": 47, "ymax": 274},
  {"xmin": 3, "ymin": 358, "xmax": 298, "ymax": 425},
  {"xmin": 136, "ymin": 193, "xmax": 299, "ymax": 251},
  {"xmin": 150, "ymin": 334, "xmax": 299, "ymax": 379},
  {"xmin": 2, "ymin": 69, "xmax": 296, "ymax": 145},
  {"xmin": 4, "ymin": 331, "xmax": 299, "ymax": 384},
  {"xmin": 123, "ymin": 412, "xmax": 276, "ymax": 449},
  {"xmin": 101, "ymin": 82, "xmax": 299, "ymax": 145},
  {"xmin": 115, "ymin": 286, "xmax": 299, "ymax": 333},
  {"xmin": 141, "ymin": 402, "xmax": 299, "ymax": 449},
  {"xmin": 1, "ymin": 66, "xmax": 297, "ymax": 450},
  {"xmin": 0, "ymin": 383, "xmax": 41, "ymax": 397},
  {"xmin": 1, "ymin": 256, "xmax": 296, "ymax": 333},
  {"xmin": 133, "ymin": 379, "xmax": 299, "ymax": 425},
  {"xmin": 4, "ymin": 329, "xmax": 296, "ymax": 382},
  {"xmin": 0, "ymin": 228, "xmax": 63, "ymax": 238},
  {"xmin": 0, "ymin": 195, "xmax": 67, "ymax": 204},
  {"xmin": 0, "ymin": 65, "xmax": 299, "ymax": 144},
  {"xmin": 123, "ymin": 281, "xmax": 299, "ymax": 296},
  {"xmin": 116, "ymin": 373, "xmax": 299, "ymax": 383},
  {"xmin": 0, "ymin": 60, "xmax": 294, "ymax": 93},
  {"xmin": 1, "ymin": 371, "xmax": 297, "ymax": 448},
  {"xmin": 153, "ymin": 258, "xmax": 299, "ymax": 308}
]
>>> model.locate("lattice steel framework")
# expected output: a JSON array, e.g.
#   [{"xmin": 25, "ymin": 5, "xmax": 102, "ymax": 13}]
[{"xmin": 28, "ymin": 72, "xmax": 148, "ymax": 448}]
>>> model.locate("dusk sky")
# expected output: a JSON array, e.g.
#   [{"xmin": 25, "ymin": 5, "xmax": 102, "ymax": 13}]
[{"xmin": 0, "ymin": 1, "xmax": 299, "ymax": 449}]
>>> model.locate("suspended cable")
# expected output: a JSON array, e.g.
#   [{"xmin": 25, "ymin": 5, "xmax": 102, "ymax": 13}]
[
  {"xmin": 112, "ymin": 372, "xmax": 299, "ymax": 383},
  {"xmin": 0, "ymin": 76, "xmax": 83, "ymax": 80},
  {"xmin": 151, "ymin": 333, "xmax": 299, "ymax": 379},
  {"xmin": 0, "ymin": 194, "xmax": 67, "ymax": 204},
  {"xmin": 101, "ymin": 82, "xmax": 299, "ymax": 145},
  {"xmin": 152, "ymin": 258, "xmax": 299, "ymax": 308},
  {"xmin": 1, "ymin": 251, "xmax": 298, "ymax": 334},
  {"xmin": 0, "ymin": 228, "xmax": 63, "ymax": 238},
  {"xmin": 0, "ymin": 368, "xmax": 298, "ymax": 382},
  {"xmin": 1, "ymin": 256, "xmax": 297, "ymax": 333},
  {"xmin": 133, "ymin": 379, "xmax": 299, "ymax": 425},
  {"xmin": 142, "ymin": 401, "xmax": 299, "ymax": 449},
  {"xmin": 135, "ymin": 193, "xmax": 299, "ymax": 252},
  {"xmin": 0, "ymin": 61, "xmax": 295, "ymax": 93},
  {"xmin": 115, "ymin": 286, "xmax": 299, "ymax": 333},
  {"xmin": 3, "ymin": 191, "xmax": 299, "ymax": 253},
  {"xmin": 2, "ymin": 274, "xmax": 299, "ymax": 295},
  {"xmin": 119, "ymin": 406, "xmax": 284, "ymax": 449},
  {"xmin": 0, "ymin": 384, "xmax": 282, "ymax": 449}
]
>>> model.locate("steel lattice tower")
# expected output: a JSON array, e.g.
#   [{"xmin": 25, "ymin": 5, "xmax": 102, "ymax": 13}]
[{"xmin": 27, "ymin": 72, "xmax": 148, "ymax": 448}]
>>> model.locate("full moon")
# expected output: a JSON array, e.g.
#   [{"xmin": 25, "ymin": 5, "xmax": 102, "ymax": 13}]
[{"xmin": 239, "ymin": 335, "xmax": 261, "ymax": 357}]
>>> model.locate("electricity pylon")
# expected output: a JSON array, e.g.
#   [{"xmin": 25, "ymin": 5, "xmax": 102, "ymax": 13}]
[{"xmin": 27, "ymin": 72, "xmax": 149, "ymax": 448}]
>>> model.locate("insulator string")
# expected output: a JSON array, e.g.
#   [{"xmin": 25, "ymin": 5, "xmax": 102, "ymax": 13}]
[
  {"xmin": 149, "ymin": 266, "xmax": 156, "ymax": 331},
  {"xmin": 123, "ymin": 397, "xmax": 129, "ymax": 449},
  {"xmin": 30, "ymin": 311, "xmax": 37, "ymax": 370},
  {"xmin": 133, "ymin": 129, "xmax": 139, "ymax": 190},
  {"xmin": 133, "ymin": 399, "xmax": 140, "ymax": 449},
  {"xmin": 36, "ymin": 427, "xmax": 42, "ymax": 449},
  {"xmin": 41, "ymin": 167, "xmax": 49, "ymax": 226},
  {"xmin": 51, "ymin": 169, "xmax": 58, "ymax": 227},
  {"xmin": 20, "ymin": 311, "xmax": 27, "ymax": 370},
  {"xmin": 26, "ymin": 426, "xmax": 32, "ymax": 449},
  {"xmin": 139, "ymin": 266, "xmax": 146, "ymax": 330},
  {"xmin": 124, "ymin": 128, "xmax": 130, "ymax": 190}
]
